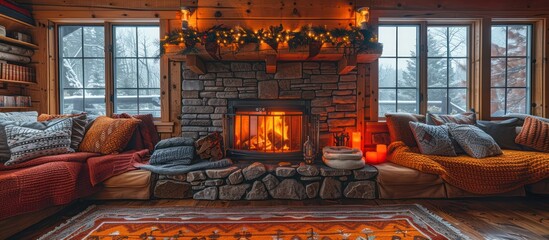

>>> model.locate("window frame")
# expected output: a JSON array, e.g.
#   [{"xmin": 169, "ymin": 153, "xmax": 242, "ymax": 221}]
[
  {"xmin": 111, "ymin": 24, "xmax": 162, "ymax": 117},
  {"xmin": 377, "ymin": 20, "xmax": 474, "ymax": 119},
  {"xmin": 489, "ymin": 23, "xmax": 534, "ymax": 117},
  {"xmin": 56, "ymin": 21, "xmax": 161, "ymax": 118},
  {"xmin": 57, "ymin": 24, "xmax": 106, "ymax": 115}
]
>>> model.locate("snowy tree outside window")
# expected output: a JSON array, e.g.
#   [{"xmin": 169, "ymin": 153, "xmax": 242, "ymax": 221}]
[
  {"xmin": 58, "ymin": 25, "xmax": 161, "ymax": 117},
  {"xmin": 378, "ymin": 24, "xmax": 470, "ymax": 117},
  {"xmin": 59, "ymin": 26, "xmax": 106, "ymax": 115}
]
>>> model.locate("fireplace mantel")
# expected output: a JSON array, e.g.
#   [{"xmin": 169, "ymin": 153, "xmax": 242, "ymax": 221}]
[{"xmin": 165, "ymin": 43, "xmax": 380, "ymax": 75}]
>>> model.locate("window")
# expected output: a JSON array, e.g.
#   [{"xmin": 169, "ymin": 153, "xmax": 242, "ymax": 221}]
[
  {"xmin": 114, "ymin": 26, "xmax": 161, "ymax": 116},
  {"xmin": 378, "ymin": 25, "xmax": 419, "ymax": 117},
  {"xmin": 427, "ymin": 26, "xmax": 469, "ymax": 114},
  {"xmin": 378, "ymin": 23, "xmax": 470, "ymax": 117},
  {"xmin": 490, "ymin": 24, "xmax": 532, "ymax": 117},
  {"xmin": 59, "ymin": 26, "xmax": 106, "ymax": 115},
  {"xmin": 59, "ymin": 24, "xmax": 161, "ymax": 117}
]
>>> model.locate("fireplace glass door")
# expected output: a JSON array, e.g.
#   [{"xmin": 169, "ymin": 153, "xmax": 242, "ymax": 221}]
[
  {"xmin": 234, "ymin": 110, "xmax": 302, "ymax": 153},
  {"xmin": 225, "ymin": 100, "xmax": 318, "ymax": 161}
]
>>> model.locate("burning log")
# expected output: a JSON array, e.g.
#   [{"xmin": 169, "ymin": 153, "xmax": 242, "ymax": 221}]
[{"xmin": 195, "ymin": 132, "xmax": 224, "ymax": 161}]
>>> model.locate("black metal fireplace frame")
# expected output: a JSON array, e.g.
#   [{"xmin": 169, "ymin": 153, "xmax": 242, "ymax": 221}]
[{"xmin": 223, "ymin": 99, "xmax": 319, "ymax": 162}]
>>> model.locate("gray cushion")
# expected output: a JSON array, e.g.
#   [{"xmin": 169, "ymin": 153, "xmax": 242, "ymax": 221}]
[
  {"xmin": 149, "ymin": 146, "xmax": 195, "ymax": 165},
  {"xmin": 4, "ymin": 118, "xmax": 74, "ymax": 166},
  {"xmin": 409, "ymin": 122, "xmax": 457, "ymax": 156},
  {"xmin": 447, "ymin": 123, "xmax": 502, "ymax": 158},
  {"xmin": 67, "ymin": 114, "xmax": 87, "ymax": 150},
  {"xmin": 0, "ymin": 111, "xmax": 38, "ymax": 122},
  {"xmin": 155, "ymin": 137, "xmax": 195, "ymax": 150},
  {"xmin": 476, "ymin": 118, "xmax": 523, "ymax": 150}
]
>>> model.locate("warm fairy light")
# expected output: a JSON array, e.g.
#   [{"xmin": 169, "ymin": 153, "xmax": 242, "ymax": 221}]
[
  {"xmin": 180, "ymin": 7, "xmax": 191, "ymax": 30},
  {"xmin": 356, "ymin": 7, "xmax": 369, "ymax": 29}
]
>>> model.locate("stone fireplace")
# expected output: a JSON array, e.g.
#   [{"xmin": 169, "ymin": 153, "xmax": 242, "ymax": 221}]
[{"xmin": 181, "ymin": 61, "xmax": 359, "ymax": 158}]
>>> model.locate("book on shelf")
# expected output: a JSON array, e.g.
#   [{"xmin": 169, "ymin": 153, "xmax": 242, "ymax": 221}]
[
  {"xmin": 0, "ymin": 95, "xmax": 31, "ymax": 107},
  {"xmin": 0, "ymin": 62, "xmax": 35, "ymax": 83}
]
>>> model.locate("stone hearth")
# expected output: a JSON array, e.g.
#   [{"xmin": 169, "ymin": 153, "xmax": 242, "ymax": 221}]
[{"xmin": 154, "ymin": 162, "xmax": 377, "ymax": 200}]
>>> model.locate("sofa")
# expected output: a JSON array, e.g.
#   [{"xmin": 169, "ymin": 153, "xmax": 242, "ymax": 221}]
[
  {"xmin": 0, "ymin": 112, "xmax": 159, "ymax": 238},
  {"xmin": 376, "ymin": 112, "xmax": 549, "ymax": 199}
]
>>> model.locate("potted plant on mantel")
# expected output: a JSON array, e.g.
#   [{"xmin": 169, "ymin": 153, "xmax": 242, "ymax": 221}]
[{"xmin": 160, "ymin": 24, "xmax": 383, "ymax": 61}]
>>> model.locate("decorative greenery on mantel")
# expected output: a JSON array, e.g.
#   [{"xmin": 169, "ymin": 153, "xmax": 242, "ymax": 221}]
[{"xmin": 160, "ymin": 24, "xmax": 383, "ymax": 60}]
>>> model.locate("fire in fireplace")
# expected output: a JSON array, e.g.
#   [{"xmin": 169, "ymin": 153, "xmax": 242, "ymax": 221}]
[{"xmin": 224, "ymin": 100, "xmax": 319, "ymax": 161}]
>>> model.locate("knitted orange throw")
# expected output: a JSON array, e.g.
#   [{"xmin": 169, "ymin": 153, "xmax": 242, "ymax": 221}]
[{"xmin": 388, "ymin": 141, "xmax": 549, "ymax": 194}]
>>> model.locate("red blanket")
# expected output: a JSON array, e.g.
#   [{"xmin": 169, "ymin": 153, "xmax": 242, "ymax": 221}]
[{"xmin": 0, "ymin": 150, "xmax": 150, "ymax": 220}]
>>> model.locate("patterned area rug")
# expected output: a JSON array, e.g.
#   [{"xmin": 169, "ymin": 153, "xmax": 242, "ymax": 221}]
[{"xmin": 40, "ymin": 205, "xmax": 470, "ymax": 240}]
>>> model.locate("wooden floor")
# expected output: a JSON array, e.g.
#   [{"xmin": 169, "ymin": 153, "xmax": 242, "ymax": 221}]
[{"xmin": 9, "ymin": 197, "xmax": 549, "ymax": 240}]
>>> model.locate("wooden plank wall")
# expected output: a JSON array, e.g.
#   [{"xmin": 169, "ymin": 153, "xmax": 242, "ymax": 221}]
[{"xmin": 20, "ymin": 0, "xmax": 549, "ymax": 139}]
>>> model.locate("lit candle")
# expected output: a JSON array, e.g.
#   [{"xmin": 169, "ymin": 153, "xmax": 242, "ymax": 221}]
[
  {"xmin": 376, "ymin": 144, "xmax": 387, "ymax": 163},
  {"xmin": 365, "ymin": 151, "xmax": 378, "ymax": 164},
  {"xmin": 352, "ymin": 132, "xmax": 362, "ymax": 150}
]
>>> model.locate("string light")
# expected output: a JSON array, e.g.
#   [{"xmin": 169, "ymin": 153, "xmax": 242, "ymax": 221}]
[{"xmin": 160, "ymin": 24, "xmax": 383, "ymax": 55}]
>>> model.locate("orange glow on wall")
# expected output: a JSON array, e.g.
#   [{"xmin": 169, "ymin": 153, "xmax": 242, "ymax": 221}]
[{"xmin": 352, "ymin": 132, "xmax": 362, "ymax": 150}]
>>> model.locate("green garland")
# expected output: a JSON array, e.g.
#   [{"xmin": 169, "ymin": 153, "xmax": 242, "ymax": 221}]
[{"xmin": 160, "ymin": 24, "xmax": 382, "ymax": 56}]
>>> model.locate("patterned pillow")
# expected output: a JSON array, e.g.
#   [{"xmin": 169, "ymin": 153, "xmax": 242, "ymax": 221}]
[
  {"xmin": 515, "ymin": 117, "xmax": 549, "ymax": 152},
  {"xmin": 1, "ymin": 119, "xmax": 66, "ymax": 162},
  {"xmin": 409, "ymin": 122, "xmax": 457, "ymax": 156},
  {"xmin": 4, "ymin": 118, "xmax": 74, "ymax": 166},
  {"xmin": 0, "ymin": 111, "xmax": 38, "ymax": 122},
  {"xmin": 79, "ymin": 116, "xmax": 141, "ymax": 154},
  {"xmin": 426, "ymin": 111, "xmax": 476, "ymax": 125},
  {"xmin": 447, "ymin": 123, "xmax": 502, "ymax": 158},
  {"xmin": 385, "ymin": 113, "xmax": 426, "ymax": 147},
  {"xmin": 38, "ymin": 113, "xmax": 87, "ymax": 150}
]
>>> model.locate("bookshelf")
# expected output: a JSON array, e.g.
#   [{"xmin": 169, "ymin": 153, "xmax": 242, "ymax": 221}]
[{"xmin": 0, "ymin": 12, "xmax": 36, "ymax": 110}]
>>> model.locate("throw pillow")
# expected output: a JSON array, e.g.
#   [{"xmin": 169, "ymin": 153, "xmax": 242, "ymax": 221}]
[
  {"xmin": 385, "ymin": 113, "xmax": 426, "ymax": 147},
  {"xmin": 476, "ymin": 118, "xmax": 523, "ymax": 150},
  {"xmin": 447, "ymin": 123, "xmax": 503, "ymax": 158},
  {"xmin": 409, "ymin": 122, "xmax": 457, "ymax": 156},
  {"xmin": 426, "ymin": 111, "xmax": 476, "ymax": 125},
  {"xmin": 515, "ymin": 117, "xmax": 549, "ymax": 152},
  {"xmin": 79, "ymin": 116, "xmax": 141, "ymax": 154},
  {"xmin": 4, "ymin": 118, "xmax": 74, "ymax": 166},
  {"xmin": 0, "ymin": 119, "xmax": 67, "ymax": 162},
  {"xmin": 0, "ymin": 111, "xmax": 38, "ymax": 122},
  {"xmin": 38, "ymin": 113, "xmax": 87, "ymax": 150}
]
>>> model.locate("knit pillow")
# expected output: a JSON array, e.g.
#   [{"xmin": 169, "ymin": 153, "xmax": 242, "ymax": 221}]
[
  {"xmin": 426, "ymin": 111, "xmax": 476, "ymax": 125},
  {"xmin": 4, "ymin": 118, "xmax": 74, "ymax": 166},
  {"xmin": 385, "ymin": 113, "xmax": 426, "ymax": 147},
  {"xmin": 447, "ymin": 123, "xmax": 502, "ymax": 158},
  {"xmin": 515, "ymin": 117, "xmax": 549, "ymax": 152},
  {"xmin": 79, "ymin": 116, "xmax": 140, "ymax": 154},
  {"xmin": 38, "ymin": 113, "xmax": 87, "ymax": 150},
  {"xmin": 409, "ymin": 122, "xmax": 457, "ymax": 156}
]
